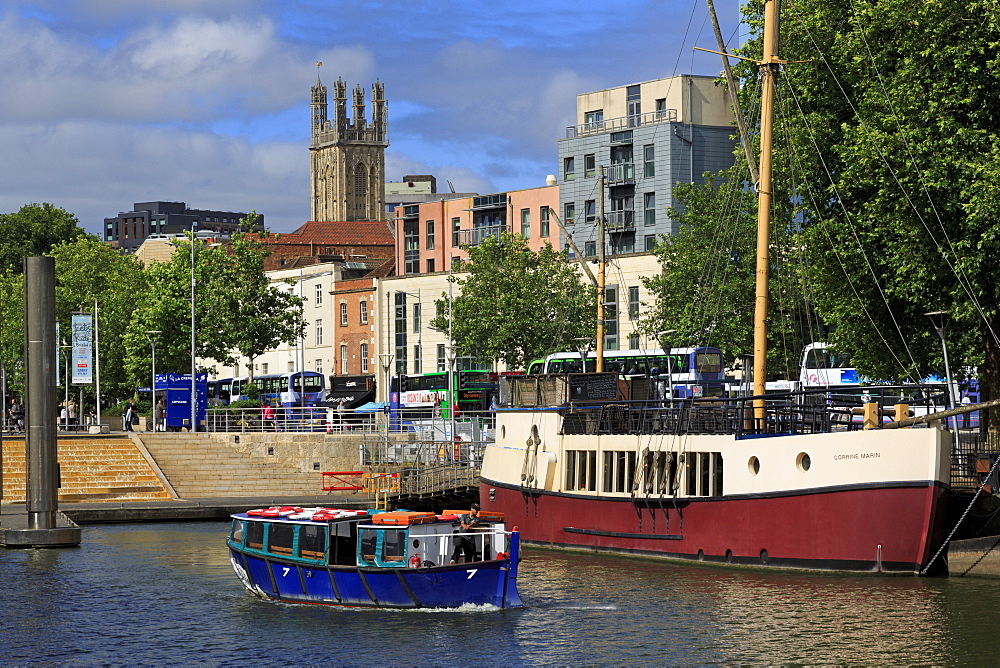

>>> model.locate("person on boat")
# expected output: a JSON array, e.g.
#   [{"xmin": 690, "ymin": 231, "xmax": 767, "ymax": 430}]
[
  {"xmin": 450, "ymin": 503, "xmax": 482, "ymax": 564},
  {"xmin": 961, "ymin": 391, "xmax": 972, "ymax": 429}
]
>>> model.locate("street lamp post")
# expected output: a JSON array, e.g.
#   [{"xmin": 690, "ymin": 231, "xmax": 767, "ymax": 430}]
[
  {"xmin": 654, "ymin": 330, "xmax": 677, "ymax": 401},
  {"xmin": 60, "ymin": 341, "xmax": 71, "ymax": 430},
  {"xmin": 926, "ymin": 311, "xmax": 960, "ymax": 440},
  {"xmin": 146, "ymin": 331, "xmax": 161, "ymax": 432}
]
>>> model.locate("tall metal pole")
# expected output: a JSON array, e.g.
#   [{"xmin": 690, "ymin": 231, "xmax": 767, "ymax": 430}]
[
  {"xmin": 94, "ymin": 298, "xmax": 101, "ymax": 429},
  {"xmin": 24, "ymin": 256, "xmax": 58, "ymax": 530},
  {"xmin": 146, "ymin": 331, "xmax": 161, "ymax": 432},
  {"xmin": 596, "ymin": 166, "xmax": 606, "ymax": 373},
  {"xmin": 190, "ymin": 228, "xmax": 197, "ymax": 432},
  {"xmin": 753, "ymin": 0, "xmax": 781, "ymax": 420},
  {"xmin": 448, "ymin": 269, "xmax": 456, "ymax": 451}
]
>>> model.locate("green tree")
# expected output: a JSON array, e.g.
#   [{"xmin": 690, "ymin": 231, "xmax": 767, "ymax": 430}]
[
  {"xmin": 50, "ymin": 237, "xmax": 147, "ymax": 402},
  {"xmin": 641, "ymin": 172, "xmax": 818, "ymax": 379},
  {"xmin": 0, "ymin": 203, "xmax": 89, "ymax": 274},
  {"xmin": 204, "ymin": 219, "xmax": 305, "ymax": 380},
  {"xmin": 430, "ymin": 233, "xmax": 595, "ymax": 370},
  {"xmin": 733, "ymin": 1, "xmax": 1000, "ymax": 414}
]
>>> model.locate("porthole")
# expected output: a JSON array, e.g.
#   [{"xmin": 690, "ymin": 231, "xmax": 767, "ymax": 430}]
[
  {"xmin": 796, "ymin": 452, "xmax": 811, "ymax": 472},
  {"xmin": 760, "ymin": 549, "xmax": 769, "ymax": 565},
  {"xmin": 725, "ymin": 549, "xmax": 733, "ymax": 563},
  {"xmin": 412, "ymin": 539, "xmax": 420, "ymax": 548},
  {"xmin": 748, "ymin": 456, "xmax": 760, "ymax": 475}
]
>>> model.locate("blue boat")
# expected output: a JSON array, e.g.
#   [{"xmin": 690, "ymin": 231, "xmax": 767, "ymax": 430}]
[{"xmin": 227, "ymin": 507, "xmax": 523, "ymax": 609}]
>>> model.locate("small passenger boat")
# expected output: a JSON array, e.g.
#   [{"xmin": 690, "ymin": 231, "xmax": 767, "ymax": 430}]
[{"xmin": 227, "ymin": 507, "xmax": 523, "ymax": 609}]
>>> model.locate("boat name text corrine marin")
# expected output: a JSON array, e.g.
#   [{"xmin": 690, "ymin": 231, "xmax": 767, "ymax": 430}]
[{"xmin": 833, "ymin": 452, "xmax": 882, "ymax": 461}]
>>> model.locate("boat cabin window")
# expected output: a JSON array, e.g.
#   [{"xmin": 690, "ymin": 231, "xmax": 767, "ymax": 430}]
[
  {"xmin": 231, "ymin": 519, "xmax": 245, "ymax": 544},
  {"xmin": 267, "ymin": 522, "xmax": 295, "ymax": 555},
  {"xmin": 602, "ymin": 450, "xmax": 636, "ymax": 493},
  {"xmin": 381, "ymin": 529, "xmax": 406, "ymax": 563},
  {"xmin": 360, "ymin": 528, "xmax": 378, "ymax": 562},
  {"xmin": 565, "ymin": 450, "xmax": 597, "ymax": 491},
  {"xmin": 299, "ymin": 524, "xmax": 325, "ymax": 560},
  {"xmin": 329, "ymin": 521, "xmax": 357, "ymax": 566},
  {"xmin": 246, "ymin": 521, "xmax": 264, "ymax": 550}
]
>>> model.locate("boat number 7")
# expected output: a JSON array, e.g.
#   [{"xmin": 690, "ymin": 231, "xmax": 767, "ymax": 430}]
[
  {"xmin": 466, "ymin": 569, "xmax": 477, "ymax": 580},
  {"xmin": 282, "ymin": 567, "xmax": 291, "ymax": 577}
]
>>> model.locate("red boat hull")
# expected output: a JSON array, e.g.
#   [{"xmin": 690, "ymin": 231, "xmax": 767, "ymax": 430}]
[{"xmin": 481, "ymin": 479, "xmax": 947, "ymax": 573}]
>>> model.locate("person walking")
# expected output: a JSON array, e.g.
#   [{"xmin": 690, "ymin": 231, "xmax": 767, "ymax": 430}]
[
  {"xmin": 10, "ymin": 399, "xmax": 24, "ymax": 432},
  {"xmin": 123, "ymin": 399, "xmax": 135, "ymax": 432}
]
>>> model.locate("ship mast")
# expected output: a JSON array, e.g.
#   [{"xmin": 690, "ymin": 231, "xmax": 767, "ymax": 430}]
[{"xmin": 753, "ymin": 0, "xmax": 781, "ymax": 418}]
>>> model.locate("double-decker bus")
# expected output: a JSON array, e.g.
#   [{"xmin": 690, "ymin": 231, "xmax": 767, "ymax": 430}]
[
  {"xmin": 526, "ymin": 347, "xmax": 726, "ymax": 398},
  {"xmin": 213, "ymin": 371, "xmax": 326, "ymax": 408},
  {"xmin": 388, "ymin": 370, "xmax": 496, "ymax": 420}
]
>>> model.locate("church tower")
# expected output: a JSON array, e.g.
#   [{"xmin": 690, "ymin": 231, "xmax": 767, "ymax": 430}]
[{"xmin": 310, "ymin": 64, "xmax": 389, "ymax": 222}]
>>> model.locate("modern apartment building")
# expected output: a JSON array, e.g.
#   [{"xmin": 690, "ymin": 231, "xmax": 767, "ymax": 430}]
[
  {"xmin": 393, "ymin": 183, "xmax": 561, "ymax": 277},
  {"xmin": 104, "ymin": 201, "xmax": 262, "ymax": 252},
  {"xmin": 558, "ymin": 74, "xmax": 736, "ymax": 256}
]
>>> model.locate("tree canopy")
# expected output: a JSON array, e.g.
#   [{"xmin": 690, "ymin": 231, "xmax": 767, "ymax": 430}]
[
  {"xmin": 728, "ymin": 0, "xmax": 1000, "ymax": 407},
  {"xmin": 0, "ymin": 203, "xmax": 89, "ymax": 274},
  {"xmin": 431, "ymin": 233, "xmax": 595, "ymax": 370}
]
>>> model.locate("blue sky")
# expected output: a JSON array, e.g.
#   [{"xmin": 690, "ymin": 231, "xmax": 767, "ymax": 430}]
[{"xmin": 0, "ymin": 0, "xmax": 742, "ymax": 235}]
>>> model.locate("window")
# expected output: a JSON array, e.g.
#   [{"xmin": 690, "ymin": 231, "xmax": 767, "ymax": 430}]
[
  {"xmin": 403, "ymin": 219, "xmax": 420, "ymax": 274},
  {"xmin": 451, "ymin": 217, "xmax": 461, "ymax": 247},
  {"xmin": 565, "ymin": 450, "xmax": 597, "ymax": 491},
  {"xmin": 602, "ymin": 450, "xmax": 637, "ymax": 493},
  {"xmin": 315, "ymin": 283, "xmax": 323, "ymax": 306},
  {"xmin": 426, "ymin": 258, "xmax": 435, "ymax": 273},
  {"xmin": 564, "ymin": 202, "xmax": 575, "ymax": 226},
  {"xmin": 426, "ymin": 220, "xmax": 435, "ymax": 249},
  {"xmin": 629, "ymin": 333, "xmax": 640, "ymax": 349},
  {"xmin": 451, "ymin": 256, "xmax": 461, "ymax": 270},
  {"xmin": 644, "ymin": 192, "xmax": 656, "ymax": 227},
  {"xmin": 287, "ymin": 362, "xmax": 294, "ymax": 372},
  {"xmin": 627, "ymin": 84, "xmax": 641, "ymax": 123},
  {"xmin": 563, "ymin": 156, "xmax": 575, "ymax": 181},
  {"xmin": 645, "ymin": 234, "xmax": 657, "ymax": 251},
  {"xmin": 655, "ymin": 97, "xmax": 667, "ymax": 119},
  {"xmin": 584, "ymin": 241, "xmax": 596, "ymax": 257},
  {"xmin": 340, "ymin": 345, "xmax": 348, "ymax": 374},
  {"xmin": 644, "ymin": 145, "xmax": 655, "ymax": 177},
  {"xmin": 261, "ymin": 363, "xmax": 269, "ymax": 374},
  {"xmin": 413, "ymin": 302, "xmax": 421, "ymax": 333},
  {"xmin": 437, "ymin": 344, "xmax": 446, "ymax": 372},
  {"xmin": 540, "ymin": 207, "xmax": 550, "ymax": 238},
  {"xmin": 340, "ymin": 302, "xmax": 348, "ymax": 326},
  {"xmin": 315, "ymin": 359, "xmax": 323, "ymax": 375},
  {"xmin": 584, "ymin": 154, "xmax": 595, "ymax": 178},
  {"xmin": 521, "ymin": 209, "xmax": 530, "ymax": 238},
  {"xmin": 315, "ymin": 319, "xmax": 323, "ymax": 345},
  {"xmin": 414, "ymin": 344, "xmax": 422, "ymax": 374},
  {"xmin": 584, "ymin": 109, "xmax": 603, "ymax": 130},
  {"xmin": 585, "ymin": 200, "xmax": 596, "ymax": 224},
  {"xmin": 360, "ymin": 300, "xmax": 369, "ymax": 324},
  {"xmin": 604, "ymin": 286, "xmax": 618, "ymax": 350},
  {"xmin": 361, "ymin": 343, "xmax": 369, "ymax": 373},
  {"xmin": 629, "ymin": 286, "xmax": 640, "ymax": 320}
]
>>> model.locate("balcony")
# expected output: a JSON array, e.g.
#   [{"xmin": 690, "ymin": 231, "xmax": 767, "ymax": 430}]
[
  {"xmin": 457, "ymin": 224, "xmax": 510, "ymax": 247},
  {"xmin": 565, "ymin": 109, "xmax": 678, "ymax": 138},
  {"xmin": 605, "ymin": 211, "xmax": 635, "ymax": 232},
  {"xmin": 605, "ymin": 162, "xmax": 635, "ymax": 185}
]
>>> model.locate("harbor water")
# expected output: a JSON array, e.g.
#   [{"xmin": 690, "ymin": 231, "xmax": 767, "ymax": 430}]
[{"xmin": 2, "ymin": 521, "xmax": 998, "ymax": 665}]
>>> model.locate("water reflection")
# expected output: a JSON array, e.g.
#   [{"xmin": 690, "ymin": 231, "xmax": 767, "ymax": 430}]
[{"xmin": 1, "ymin": 523, "xmax": 998, "ymax": 664}]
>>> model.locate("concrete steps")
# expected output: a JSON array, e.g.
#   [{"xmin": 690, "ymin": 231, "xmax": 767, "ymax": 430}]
[{"xmin": 1, "ymin": 436, "xmax": 172, "ymax": 503}]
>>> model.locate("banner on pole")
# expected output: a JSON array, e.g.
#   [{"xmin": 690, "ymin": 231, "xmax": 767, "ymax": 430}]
[{"xmin": 72, "ymin": 314, "xmax": 93, "ymax": 384}]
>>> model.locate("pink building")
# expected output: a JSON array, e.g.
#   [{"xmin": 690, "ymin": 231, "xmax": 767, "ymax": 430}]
[{"xmin": 392, "ymin": 184, "xmax": 561, "ymax": 276}]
